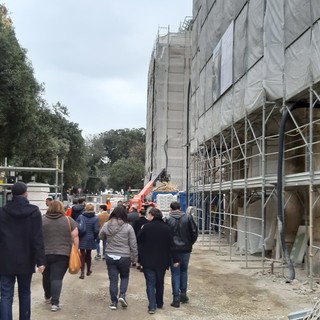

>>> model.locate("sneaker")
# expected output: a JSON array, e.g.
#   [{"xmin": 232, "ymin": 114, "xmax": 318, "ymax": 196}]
[
  {"xmin": 102, "ymin": 255, "xmax": 106, "ymax": 260},
  {"xmin": 94, "ymin": 254, "xmax": 101, "ymax": 260},
  {"xmin": 51, "ymin": 305, "xmax": 61, "ymax": 312},
  {"xmin": 109, "ymin": 302, "xmax": 117, "ymax": 310},
  {"xmin": 148, "ymin": 309, "xmax": 156, "ymax": 314},
  {"xmin": 45, "ymin": 297, "xmax": 51, "ymax": 304},
  {"xmin": 119, "ymin": 297, "xmax": 128, "ymax": 308}
]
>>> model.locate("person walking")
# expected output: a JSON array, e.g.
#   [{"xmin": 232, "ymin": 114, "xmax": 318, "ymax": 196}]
[
  {"xmin": 106, "ymin": 199, "xmax": 112, "ymax": 214},
  {"xmin": 132, "ymin": 208, "xmax": 148, "ymax": 236},
  {"xmin": 0, "ymin": 182, "xmax": 46, "ymax": 320},
  {"xmin": 166, "ymin": 201, "xmax": 198, "ymax": 308},
  {"xmin": 45, "ymin": 196, "xmax": 53, "ymax": 207},
  {"xmin": 137, "ymin": 208, "xmax": 174, "ymax": 314},
  {"xmin": 133, "ymin": 208, "xmax": 148, "ymax": 271},
  {"xmin": 127, "ymin": 206, "xmax": 139, "ymax": 226},
  {"xmin": 42, "ymin": 200, "xmax": 79, "ymax": 312},
  {"xmin": 78, "ymin": 203, "xmax": 99, "ymax": 279},
  {"xmin": 99, "ymin": 205, "xmax": 138, "ymax": 310},
  {"xmin": 65, "ymin": 198, "xmax": 77, "ymax": 217},
  {"xmin": 71, "ymin": 197, "xmax": 85, "ymax": 221},
  {"xmin": 95, "ymin": 205, "xmax": 110, "ymax": 260}
]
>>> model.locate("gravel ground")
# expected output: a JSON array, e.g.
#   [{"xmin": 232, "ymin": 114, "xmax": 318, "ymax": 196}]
[{"xmin": 11, "ymin": 238, "xmax": 320, "ymax": 319}]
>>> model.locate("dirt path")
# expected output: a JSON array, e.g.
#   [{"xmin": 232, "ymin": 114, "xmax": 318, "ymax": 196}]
[{"xmin": 13, "ymin": 238, "xmax": 319, "ymax": 319}]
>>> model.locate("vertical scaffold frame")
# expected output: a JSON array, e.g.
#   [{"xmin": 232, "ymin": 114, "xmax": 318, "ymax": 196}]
[{"xmin": 190, "ymin": 85, "xmax": 320, "ymax": 283}]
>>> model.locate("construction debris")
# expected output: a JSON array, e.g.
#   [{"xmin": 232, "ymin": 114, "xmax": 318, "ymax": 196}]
[{"xmin": 153, "ymin": 182, "xmax": 178, "ymax": 192}]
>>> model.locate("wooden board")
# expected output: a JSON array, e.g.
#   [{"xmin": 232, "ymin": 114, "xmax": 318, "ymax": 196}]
[{"xmin": 290, "ymin": 225, "xmax": 308, "ymax": 265}]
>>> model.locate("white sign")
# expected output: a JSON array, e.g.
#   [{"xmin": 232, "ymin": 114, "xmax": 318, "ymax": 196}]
[
  {"xmin": 212, "ymin": 21, "xmax": 234, "ymax": 100},
  {"xmin": 221, "ymin": 21, "xmax": 234, "ymax": 94}
]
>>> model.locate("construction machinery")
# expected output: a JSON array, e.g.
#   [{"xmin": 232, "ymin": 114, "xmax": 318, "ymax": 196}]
[{"xmin": 129, "ymin": 168, "xmax": 170, "ymax": 212}]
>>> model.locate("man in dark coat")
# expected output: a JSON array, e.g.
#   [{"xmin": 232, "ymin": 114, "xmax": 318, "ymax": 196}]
[
  {"xmin": 137, "ymin": 208, "xmax": 174, "ymax": 314},
  {"xmin": 166, "ymin": 201, "xmax": 198, "ymax": 308},
  {"xmin": 133, "ymin": 208, "xmax": 148, "ymax": 237},
  {"xmin": 127, "ymin": 206, "xmax": 139, "ymax": 226},
  {"xmin": 71, "ymin": 197, "xmax": 85, "ymax": 221},
  {"xmin": 0, "ymin": 182, "xmax": 46, "ymax": 320}
]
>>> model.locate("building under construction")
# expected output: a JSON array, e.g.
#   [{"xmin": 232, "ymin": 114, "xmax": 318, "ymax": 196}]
[
  {"xmin": 145, "ymin": 23, "xmax": 192, "ymax": 191},
  {"xmin": 146, "ymin": 0, "xmax": 320, "ymax": 282}
]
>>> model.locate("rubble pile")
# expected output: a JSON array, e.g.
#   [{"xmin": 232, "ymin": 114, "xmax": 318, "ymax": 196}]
[{"xmin": 153, "ymin": 182, "xmax": 178, "ymax": 192}]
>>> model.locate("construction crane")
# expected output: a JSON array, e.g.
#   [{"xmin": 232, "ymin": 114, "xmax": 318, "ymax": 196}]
[{"xmin": 129, "ymin": 168, "xmax": 170, "ymax": 212}]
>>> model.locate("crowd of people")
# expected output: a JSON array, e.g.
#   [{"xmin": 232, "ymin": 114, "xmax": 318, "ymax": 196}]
[{"xmin": 0, "ymin": 182, "xmax": 198, "ymax": 319}]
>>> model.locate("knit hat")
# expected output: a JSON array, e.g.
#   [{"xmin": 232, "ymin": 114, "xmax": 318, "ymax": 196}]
[{"xmin": 12, "ymin": 182, "xmax": 27, "ymax": 196}]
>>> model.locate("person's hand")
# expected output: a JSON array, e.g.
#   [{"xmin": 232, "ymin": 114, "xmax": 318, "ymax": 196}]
[
  {"xmin": 173, "ymin": 262, "xmax": 180, "ymax": 267},
  {"xmin": 38, "ymin": 265, "xmax": 45, "ymax": 273}
]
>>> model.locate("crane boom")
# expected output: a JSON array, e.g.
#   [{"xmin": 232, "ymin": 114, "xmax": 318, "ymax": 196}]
[{"xmin": 129, "ymin": 168, "xmax": 169, "ymax": 212}]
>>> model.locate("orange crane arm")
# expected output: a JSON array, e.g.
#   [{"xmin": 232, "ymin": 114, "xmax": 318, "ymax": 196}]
[{"xmin": 129, "ymin": 168, "xmax": 169, "ymax": 212}]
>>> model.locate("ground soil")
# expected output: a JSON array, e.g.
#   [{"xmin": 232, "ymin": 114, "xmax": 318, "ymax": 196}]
[{"xmin": 12, "ymin": 236, "xmax": 320, "ymax": 320}]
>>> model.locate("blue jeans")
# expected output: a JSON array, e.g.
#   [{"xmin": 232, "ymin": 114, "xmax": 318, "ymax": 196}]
[
  {"xmin": 42, "ymin": 255, "xmax": 69, "ymax": 306},
  {"xmin": 0, "ymin": 273, "xmax": 33, "ymax": 320},
  {"xmin": 143, "ymin": 268, "xmax": 166, "ymax": 311},
  {"xmin": 170, "ymin": 253, "xmax": 191, "ymax": 301},
  {"xmin": 96, "ymin": 239, "xmax": 106, "ymax": 256},
  {"xmin": 106, "ymin": 256, "xmax": 131, "ymax": 303}
]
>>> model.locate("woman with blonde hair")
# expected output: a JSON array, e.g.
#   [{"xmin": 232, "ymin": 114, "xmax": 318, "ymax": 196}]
[
  {"xmin": 42, "ymin": 200, "xmax": 79, "ymax": 312},
  {"xmin": 78, "ymin": 203, "xmax": 99, "ymax": 279}
]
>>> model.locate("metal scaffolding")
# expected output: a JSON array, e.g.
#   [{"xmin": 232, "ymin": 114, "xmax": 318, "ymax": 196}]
[
  {"xmin": 190, "ymin": 85, "xmax": 320, "ymax": 282},
  {"xmin": 0, "ymin": 157, "xmax": 64, "ymax": 206}
]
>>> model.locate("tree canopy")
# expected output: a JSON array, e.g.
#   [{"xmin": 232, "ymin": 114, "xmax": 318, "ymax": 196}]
[
  {"xmin": 107, "ymin": 157, "xmax": 145, "ymax": 191},
  {"xmin": 85, "ymin": 129, "xmax": 146, "ymax": 193},
  {"xmin": 0, "ymin": 5, "xmax": 146, "ymax": 195},
  {"xmin": 0, "ymin": 5, "xmax": 87, "ymax": 190},
  {"xmin": 101, "ymin": 128, "xmax": 146, "ymax": 164}
]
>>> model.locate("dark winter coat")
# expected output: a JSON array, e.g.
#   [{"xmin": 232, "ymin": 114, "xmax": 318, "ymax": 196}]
[
  {"xmin": 71, "ymin": 204, "xmax": 85, "ymax": 221},
  {"xmin": 0, "ymin": 196, "xmax": 45, "ymax": 274},
  {"xmin": 166, "ymin": 210, "xmax": 198, "ymax": 254},
  {"xmin": 137, "ymin": 218, "xmax": 173, "ymax": 271},
  {"xmin": 78, "ymin": 211, "xmax": 99, "ymax": 250},
  {"xmin": 127, "ymin": 211, "xmax": 139, "ymax": 226},
  {"xmin": 133, "ymin": 216, "xmax": 148, "ymax": 237}
]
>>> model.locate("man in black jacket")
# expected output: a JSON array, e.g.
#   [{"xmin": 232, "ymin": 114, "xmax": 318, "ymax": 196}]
[
  {"xmin": 0, "ymin": 182, "xmax": 46, "ymax": 320},
  {"xmin": 71, "ymin": 197, "xmax": 85, "ymax": 221},
  {"xmin": 166, "ymin": 201, "xmax": 198, "ymax": 308},
  {"xmin": 137, "ymin": 208, "xmax": 174, "ymax": 314}
]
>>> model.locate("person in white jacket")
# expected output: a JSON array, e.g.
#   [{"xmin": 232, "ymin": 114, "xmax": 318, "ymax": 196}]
[{"xmin": 99, "ymin": 205, "xmax": 138, "ymax": 310}]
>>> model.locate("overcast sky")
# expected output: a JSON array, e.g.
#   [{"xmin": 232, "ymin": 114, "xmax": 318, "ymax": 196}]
[{"xmin": 7, "ymin": 1, "xmax": 192, "ymax": 137}]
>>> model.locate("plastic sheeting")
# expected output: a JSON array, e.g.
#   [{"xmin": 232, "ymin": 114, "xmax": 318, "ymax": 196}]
[
  {"xmin": 263, "ymin": 0, "xmax": 284, "ymax": 100},
  {"xmin": 145, "ymin": 31, "xmax": 191, "ymax": 190},
  {"xmin": 237, "ymin": 198, "xmax": 277, "ymax": 254},
  {"xmin": 191, "ymin": 0, "xmax": 320, "ymax": 153}
]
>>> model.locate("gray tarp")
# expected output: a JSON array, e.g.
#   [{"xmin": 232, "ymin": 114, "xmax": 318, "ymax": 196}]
[{"xmin": 191, "ymin": 0, "xmax": 320, "ymax": 153}]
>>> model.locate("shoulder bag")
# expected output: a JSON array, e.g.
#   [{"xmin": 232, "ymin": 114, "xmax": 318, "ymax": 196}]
[{"xmin": 67, "ymin": 217, "xmax": 81, "ymax": 274}]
